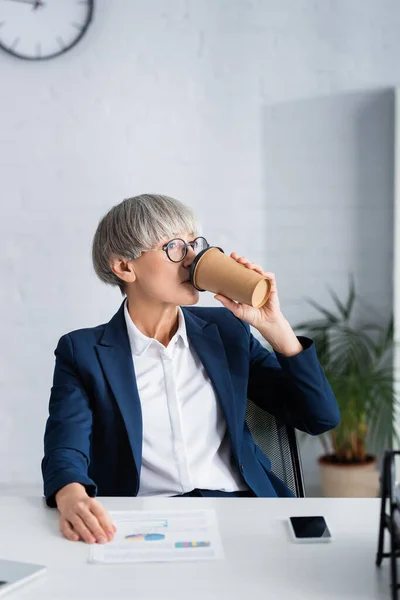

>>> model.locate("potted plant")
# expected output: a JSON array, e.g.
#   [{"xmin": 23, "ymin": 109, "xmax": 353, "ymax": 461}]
[{"xmin": 295, "ymin": 278, "xmax": 399, "ymax": 497}]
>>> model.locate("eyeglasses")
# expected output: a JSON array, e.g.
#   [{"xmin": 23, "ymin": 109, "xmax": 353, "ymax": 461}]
[{"xmin": 161, "ymin": 236, "xmax": 209, "ymax": 263}]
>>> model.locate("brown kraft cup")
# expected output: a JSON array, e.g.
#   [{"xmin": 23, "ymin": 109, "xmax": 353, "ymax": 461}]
[{"xmin": 189, "ymin": 247, "xmax": 271, "ymax": 308}]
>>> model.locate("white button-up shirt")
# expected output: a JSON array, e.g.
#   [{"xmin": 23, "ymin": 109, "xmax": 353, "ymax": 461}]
[{"xmin": 124, "ymin": 301, "xmax": 248, "ymax": 496}]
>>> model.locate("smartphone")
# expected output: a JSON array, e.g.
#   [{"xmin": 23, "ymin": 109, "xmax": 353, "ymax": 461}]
[{"xmin": 288, "ymin": 516, "xmax": 332, "ymax": 543}]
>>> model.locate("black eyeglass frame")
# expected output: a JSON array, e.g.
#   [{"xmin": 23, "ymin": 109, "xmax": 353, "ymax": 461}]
[{"xmin": 161, "ymin": 236, "xmax": 210, "ymax": 263}]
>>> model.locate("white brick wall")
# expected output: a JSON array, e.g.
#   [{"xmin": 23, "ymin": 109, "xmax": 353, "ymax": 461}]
[
  {"xmin": 264, "ymin": 90, "xmax": 394, "ymax": 327},
  {"xmin": 0, "ymin": 0, "xmax": 399, "ymax": 493}
]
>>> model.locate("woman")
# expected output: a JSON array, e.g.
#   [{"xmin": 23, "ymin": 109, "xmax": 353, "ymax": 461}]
[{"xmin": 42, "ymin": 194, "xmax": 340, "ymax": 545}]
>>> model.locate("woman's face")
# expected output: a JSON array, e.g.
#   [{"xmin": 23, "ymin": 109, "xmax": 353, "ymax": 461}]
[{"xmin": 128, "ymin": 232, "xmax": 201, "ymax": 306}]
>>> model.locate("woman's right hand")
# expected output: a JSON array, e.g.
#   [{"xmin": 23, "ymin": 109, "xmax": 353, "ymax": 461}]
[{"xmin": 55, "ymin": 482, "xmax": 117, "ymax": 544}]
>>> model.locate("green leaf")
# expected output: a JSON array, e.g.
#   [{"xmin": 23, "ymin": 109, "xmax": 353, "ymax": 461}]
[
  {"xmin": 326, "ymin": 286, "xmax": 347, "ymax": 319},
  {"xmin": 302, "ymin": 297, "xmax": 339, "ymax": 323},
  {"xmin": 345, "ymin": 274, "xmax": 356, "ymax": 319},
  {"xmin": 296, "ymin": 278, "xmax": 398, "ymax": 462}
]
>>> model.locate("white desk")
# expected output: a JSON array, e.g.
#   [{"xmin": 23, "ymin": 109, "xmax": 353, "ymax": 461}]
[{"xmin": 0, "ymin": 496, "xmax": 392, "ymax": 599}]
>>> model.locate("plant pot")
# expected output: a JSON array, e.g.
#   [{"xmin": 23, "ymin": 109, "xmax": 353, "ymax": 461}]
[{"xmin": 318, "ymin": 454, "xmax": 380, "ymax": 498}]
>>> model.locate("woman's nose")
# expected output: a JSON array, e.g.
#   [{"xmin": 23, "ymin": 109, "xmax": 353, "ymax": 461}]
[{"xmin": 183, "ymin": 245, "xmax": 196, "ymax": 268}]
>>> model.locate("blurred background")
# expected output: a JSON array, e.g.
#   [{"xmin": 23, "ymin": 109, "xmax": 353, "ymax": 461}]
[{"xmin": 0, "ymin": 0, "xmax": 399, "ymax": 497}]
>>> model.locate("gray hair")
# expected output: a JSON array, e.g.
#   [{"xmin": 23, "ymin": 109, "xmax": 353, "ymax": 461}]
[{"xmin": 92, "ymin": 194, "xmax": 200, "ymax": 295}]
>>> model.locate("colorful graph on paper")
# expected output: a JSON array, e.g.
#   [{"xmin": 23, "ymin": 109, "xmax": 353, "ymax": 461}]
[
  {"xmin": 125, "ymin": 533, "xmax": 166, "ymax": 542},
  {"xmin": 175, "ymin": 541, "xmax": 211, "ymax": 548}
]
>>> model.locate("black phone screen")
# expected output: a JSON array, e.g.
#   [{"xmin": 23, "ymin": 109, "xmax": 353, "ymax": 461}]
[{"xmin": 289, "ymin": 516, "xmax": 331, "ymax": 539}]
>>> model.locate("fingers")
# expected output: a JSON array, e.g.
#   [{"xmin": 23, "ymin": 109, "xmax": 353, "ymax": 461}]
[
  {"xmin": 75, "ymin": 503, "xmax": 109, "ymax": 544},
  {"xmin": 230, "ymin": 253, "xmax": 275, "ymax": 282},
  {"xmin": 59, "ymin": 499, "xmax": 117, "ymax": 545},
  {"xmin": 57, "ymin": 486, "xmax": 116, "ymax": 545},
  {"xmin": 215, "ymin": 293, "xmax": 234, "ymax": 306},
  {"xmin": 262, "ymin": 272, "xmax": 277, "ymax": 293},
  {"xmin": 90, "ymin": 501, "xmax": 116, "ymax": 541},
  {"xmin": 214, "ymin": 294, "xmax": 241, "ymax": 314},
  {"xmin": 69, "ymin": 514, "xmax": 97, "ymax": 544},
  {"xmin": 60, "ymin": 518, "xmax": 79, "ymax": 542},
  {"xmin": 262, "ymin": 271, "xmax": 276, "ymax": 281}
]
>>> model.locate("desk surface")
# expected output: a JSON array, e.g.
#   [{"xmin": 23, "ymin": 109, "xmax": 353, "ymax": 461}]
[{"xmin": 0, "ymin": 496, "xmax": 392, "ymax": 599}]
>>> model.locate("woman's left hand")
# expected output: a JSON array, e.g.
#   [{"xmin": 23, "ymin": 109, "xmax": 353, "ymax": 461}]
[{"xmin": 214, "ymin": 252, "xmax": 283, "ymax": 330}]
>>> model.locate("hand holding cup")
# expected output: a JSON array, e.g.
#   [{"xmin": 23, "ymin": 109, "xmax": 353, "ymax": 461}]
[{"xmin": 214, "ymin": 253, "xmax": 281, "ymax": 329}]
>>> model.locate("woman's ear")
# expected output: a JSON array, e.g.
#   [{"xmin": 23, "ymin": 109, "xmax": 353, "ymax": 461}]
[{"xmin": 111, "ymin": 258, "xmax": 136, "ymax": 284}]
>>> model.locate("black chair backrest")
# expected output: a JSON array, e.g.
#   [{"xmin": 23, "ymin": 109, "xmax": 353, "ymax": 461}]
[{"xmin": 245, "ymin": 398, "xmax": 306, "ymax": 497}]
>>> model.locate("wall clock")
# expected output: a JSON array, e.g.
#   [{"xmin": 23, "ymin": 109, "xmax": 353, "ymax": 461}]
[{"xmin": 0, "ymin": 0, "xmax": 94, "ymax": 60}]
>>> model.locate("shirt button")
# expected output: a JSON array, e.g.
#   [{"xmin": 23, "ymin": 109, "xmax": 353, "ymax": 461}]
[{"xmin": 240, "ymin": 464, "xmax": 244, "ymax": 474}]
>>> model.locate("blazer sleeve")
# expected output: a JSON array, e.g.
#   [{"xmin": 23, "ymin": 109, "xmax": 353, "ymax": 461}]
[
  {"xmin": 247, "ymin": 329, "xmax": 340, "ymax": 436},
  {"xmin": 41, "ymin": 334, "xmax": 97, "ymax": 508}
]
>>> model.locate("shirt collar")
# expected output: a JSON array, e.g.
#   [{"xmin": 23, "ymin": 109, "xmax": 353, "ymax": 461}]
[{"xmin": 124, "ymin": 299, "xmax": 189, "ymax": 356}]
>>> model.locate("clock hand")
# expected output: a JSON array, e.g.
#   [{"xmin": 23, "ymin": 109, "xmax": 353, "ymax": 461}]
[
  {"xmin": 3, "ymin": 0, "xmax": 36, "ymax": 4},
  {"xmin": 2, "ymin": 0, "xmax": 45, "ymax": 6}
]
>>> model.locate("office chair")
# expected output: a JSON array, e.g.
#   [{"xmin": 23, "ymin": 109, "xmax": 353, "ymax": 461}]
[{"xmin": 245, "ymin": 398, "xmax": 306, "ymax": 497}]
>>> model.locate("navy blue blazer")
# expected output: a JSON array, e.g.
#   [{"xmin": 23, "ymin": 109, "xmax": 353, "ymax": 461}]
[{"xmin": 42, "ymin": 302, "xmax": 340, "ymax": 506}]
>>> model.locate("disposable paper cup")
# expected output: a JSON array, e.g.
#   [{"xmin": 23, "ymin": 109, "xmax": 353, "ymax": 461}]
[{"xmin": 189, "ymin": 247, "xmax": 271, "ymax": 308}]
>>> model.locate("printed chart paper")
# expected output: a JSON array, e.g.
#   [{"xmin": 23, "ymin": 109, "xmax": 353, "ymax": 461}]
[{"xmin": 89, "ymin": 509, "xmax": 224, "ymax": 564}]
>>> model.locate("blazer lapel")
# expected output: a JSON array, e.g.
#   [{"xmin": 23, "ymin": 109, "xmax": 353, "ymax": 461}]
[
  {"xmin": 95, "ymin": 301, "xmax": 143, "ymax": 479},
  {"xmin": 94, "ymin": 303, "xmax": 240, "ymax": 479},
  {"xmin": 183, "ymin": 309, "xmax": 240, "ymax": 460}
]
